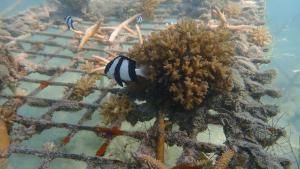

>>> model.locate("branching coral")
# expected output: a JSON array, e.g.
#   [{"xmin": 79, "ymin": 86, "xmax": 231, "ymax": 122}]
[
  {"xmin": 67, "ymin": 61, "xmax": 105, "ymax": 101},
  {"xmin": 250, "ymin": 27, "xmax": 272, "ymax": 46},
  {"xmin": 68, "ymin": 75, "xmax": 97, "ymax": 101},
  {"xmin": 129, "ymin": 19, "xmax": 234, "ymax": 110},
  {"xmin": 100, "ymin": 94, "xmax": 134, "ymax": 125}
]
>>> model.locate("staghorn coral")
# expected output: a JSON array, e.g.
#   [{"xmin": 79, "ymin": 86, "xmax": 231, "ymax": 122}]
[
  {"xmin": 100, "ymin": 94, "xmax": 134, "ymax": 125},
  {"xmin": 250, "ymin": 27, "xmax": 272, "ymax": 47},
  {"xmin": 68, "ymin": 75, "xmax": 97, "ymax": 101},
  {"xmin": 129, "ymin": 19, "xmax": 234, "ymax": 110}
]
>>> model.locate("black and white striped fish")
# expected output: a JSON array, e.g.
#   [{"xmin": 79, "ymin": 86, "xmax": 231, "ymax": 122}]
[
  {"xmin": 64, "ymin": 16, "xmax": 75, "ymax": 30},
  {"xmin": 104, "ymin": 55, "xmax": 146, "ymax": 87},
  {"xmin": 136, "ymin": 15, "xmax": 143, "ymax": 24}
]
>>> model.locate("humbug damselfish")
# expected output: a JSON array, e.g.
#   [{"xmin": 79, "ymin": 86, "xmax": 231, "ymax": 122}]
[{"xmin": 104, "ymin": 55, "xmax": 146, "ymax": 87}]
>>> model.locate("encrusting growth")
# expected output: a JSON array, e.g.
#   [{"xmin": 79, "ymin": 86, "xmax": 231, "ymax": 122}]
[
  {"xmin": 129, "ymin": 19, "xmax": 234, "ymax": 110},
  {"xmin": 134, "ymin": 153, "xmax": 168, "ymax": 169},
  {"xmin": 68, "ymin": 75, "xmax": 97, "ymax": 101},
  {"xmin": 67, "ymin": 61, "xmax": 104, "ymax": 101},
  {"xmin": 100, "ymin": 94, "xmax": 134, "ymax": 124},
  {"xmin": 214, "ymin": 149, "xmax": 235, "ymax": 169}
]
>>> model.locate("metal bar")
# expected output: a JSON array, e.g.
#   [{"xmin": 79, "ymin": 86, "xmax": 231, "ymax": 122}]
[
  {"xmin": 8, "ymin": 147, "xmax": 127, "ymax": 167},
  {"xmin": 0, "ymin": 3, "xmax": 182, "ymax": 169},
  {"xmin": 28, "ymin": 31, "xmax": 139, "ymax": 45},
  {"xmin": 0, "ymin": 94, "xmax": 99, "ymax": 109}
]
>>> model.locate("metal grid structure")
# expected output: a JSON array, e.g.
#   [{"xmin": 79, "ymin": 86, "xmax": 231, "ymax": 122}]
[
  {"xmin": 1, "ymin": 0, "xmax": 297, "ymax": 168},
  {"xmin": 0, "ymin": 8, "xmax": 176, "ymax": 168}
]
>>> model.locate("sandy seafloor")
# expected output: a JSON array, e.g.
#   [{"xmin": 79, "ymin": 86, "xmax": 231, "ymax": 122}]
[{"xmin": 1, "ymin": 0, "xmax": 300, "ymax": 168}]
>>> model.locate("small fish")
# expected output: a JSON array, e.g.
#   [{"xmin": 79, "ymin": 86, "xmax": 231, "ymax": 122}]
[
  {"xmin": 263, "ymin": 48, "xmax": 269, "ymax": 52},
  {"xmin": 136, "ymin": 15, "xmax": 143, "ymax": 24},
  {"xmin": 64, "ymin": 16, "xmax": 75, "ymax": 30},
  {"xmin": 292, "ymin": 69, "xmax": 300, "ymax": 73},
  {"xmin": 104, "ymin": 55, "xmax": 147, "ymax": 87}
]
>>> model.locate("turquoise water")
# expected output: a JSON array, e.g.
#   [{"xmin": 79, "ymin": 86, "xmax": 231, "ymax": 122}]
[
  {"xmin": 266, "ymin": 0, "xmax": 300, "ymax": 163},
  {"xmin": 1, "ymin": 0, "xmax": 300, "ymax": 168},
  {"xmin": 0, "ymin": 0, "xmax": 46, "ymax": 17}
]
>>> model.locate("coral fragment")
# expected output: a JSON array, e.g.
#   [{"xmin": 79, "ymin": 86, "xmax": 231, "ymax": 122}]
[{"xmin": 100, "ymin": 94, "xmax": 134, "ymax": 124}]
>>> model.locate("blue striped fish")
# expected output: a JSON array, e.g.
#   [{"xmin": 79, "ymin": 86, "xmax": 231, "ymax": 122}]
[
  {"xmin": 136, "ymin": 15, "xmax": 143, "ymax": 24},
  {"xmin": 64, "ymin": 16, "xmax": 75, "ymax": 30},
  {"xmin": 104, "ymin": 55, "xmax": 146, "ymax": 87}
]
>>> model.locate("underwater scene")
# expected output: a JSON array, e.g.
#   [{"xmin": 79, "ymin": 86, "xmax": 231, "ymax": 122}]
[{"xmin": 0, "ymin": 0, "xmax": 299, "ymax": 168}]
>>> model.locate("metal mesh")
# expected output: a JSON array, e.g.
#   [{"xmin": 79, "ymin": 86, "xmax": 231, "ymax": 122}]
[
  {"xmin": 0, "ymin": 0, "xmax": 296, "ymax": 168},
  {"xmin": 0, "ymin": 13, "xmax": 171, "ymax": 168}
]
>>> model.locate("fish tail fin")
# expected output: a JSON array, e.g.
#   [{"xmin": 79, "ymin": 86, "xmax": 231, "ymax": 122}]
[{"xmin": 135, "ymin": 66, "xmax": 147, "ymax": 79}]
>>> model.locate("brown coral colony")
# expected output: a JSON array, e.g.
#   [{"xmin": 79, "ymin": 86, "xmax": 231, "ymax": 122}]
[
  {"xmin": 129, "ymin": 19, "xmax": 234, "ymax": 109},
  {"xmin": 100, "ymin": 94, "xmax": 134, "ymax": 125}
]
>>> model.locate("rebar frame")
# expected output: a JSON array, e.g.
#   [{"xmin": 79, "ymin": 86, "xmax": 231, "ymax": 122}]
[
  {"xmin": 0, "ymin": 13, "xmax": 144, "ymax": 169},
  {"xmin": 0, "ymin": 0, "xmax": 295, "ymax": 168},
  {"xmin": 0, "ymin": 2, "xmax": 218, "ymax": 168}
]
